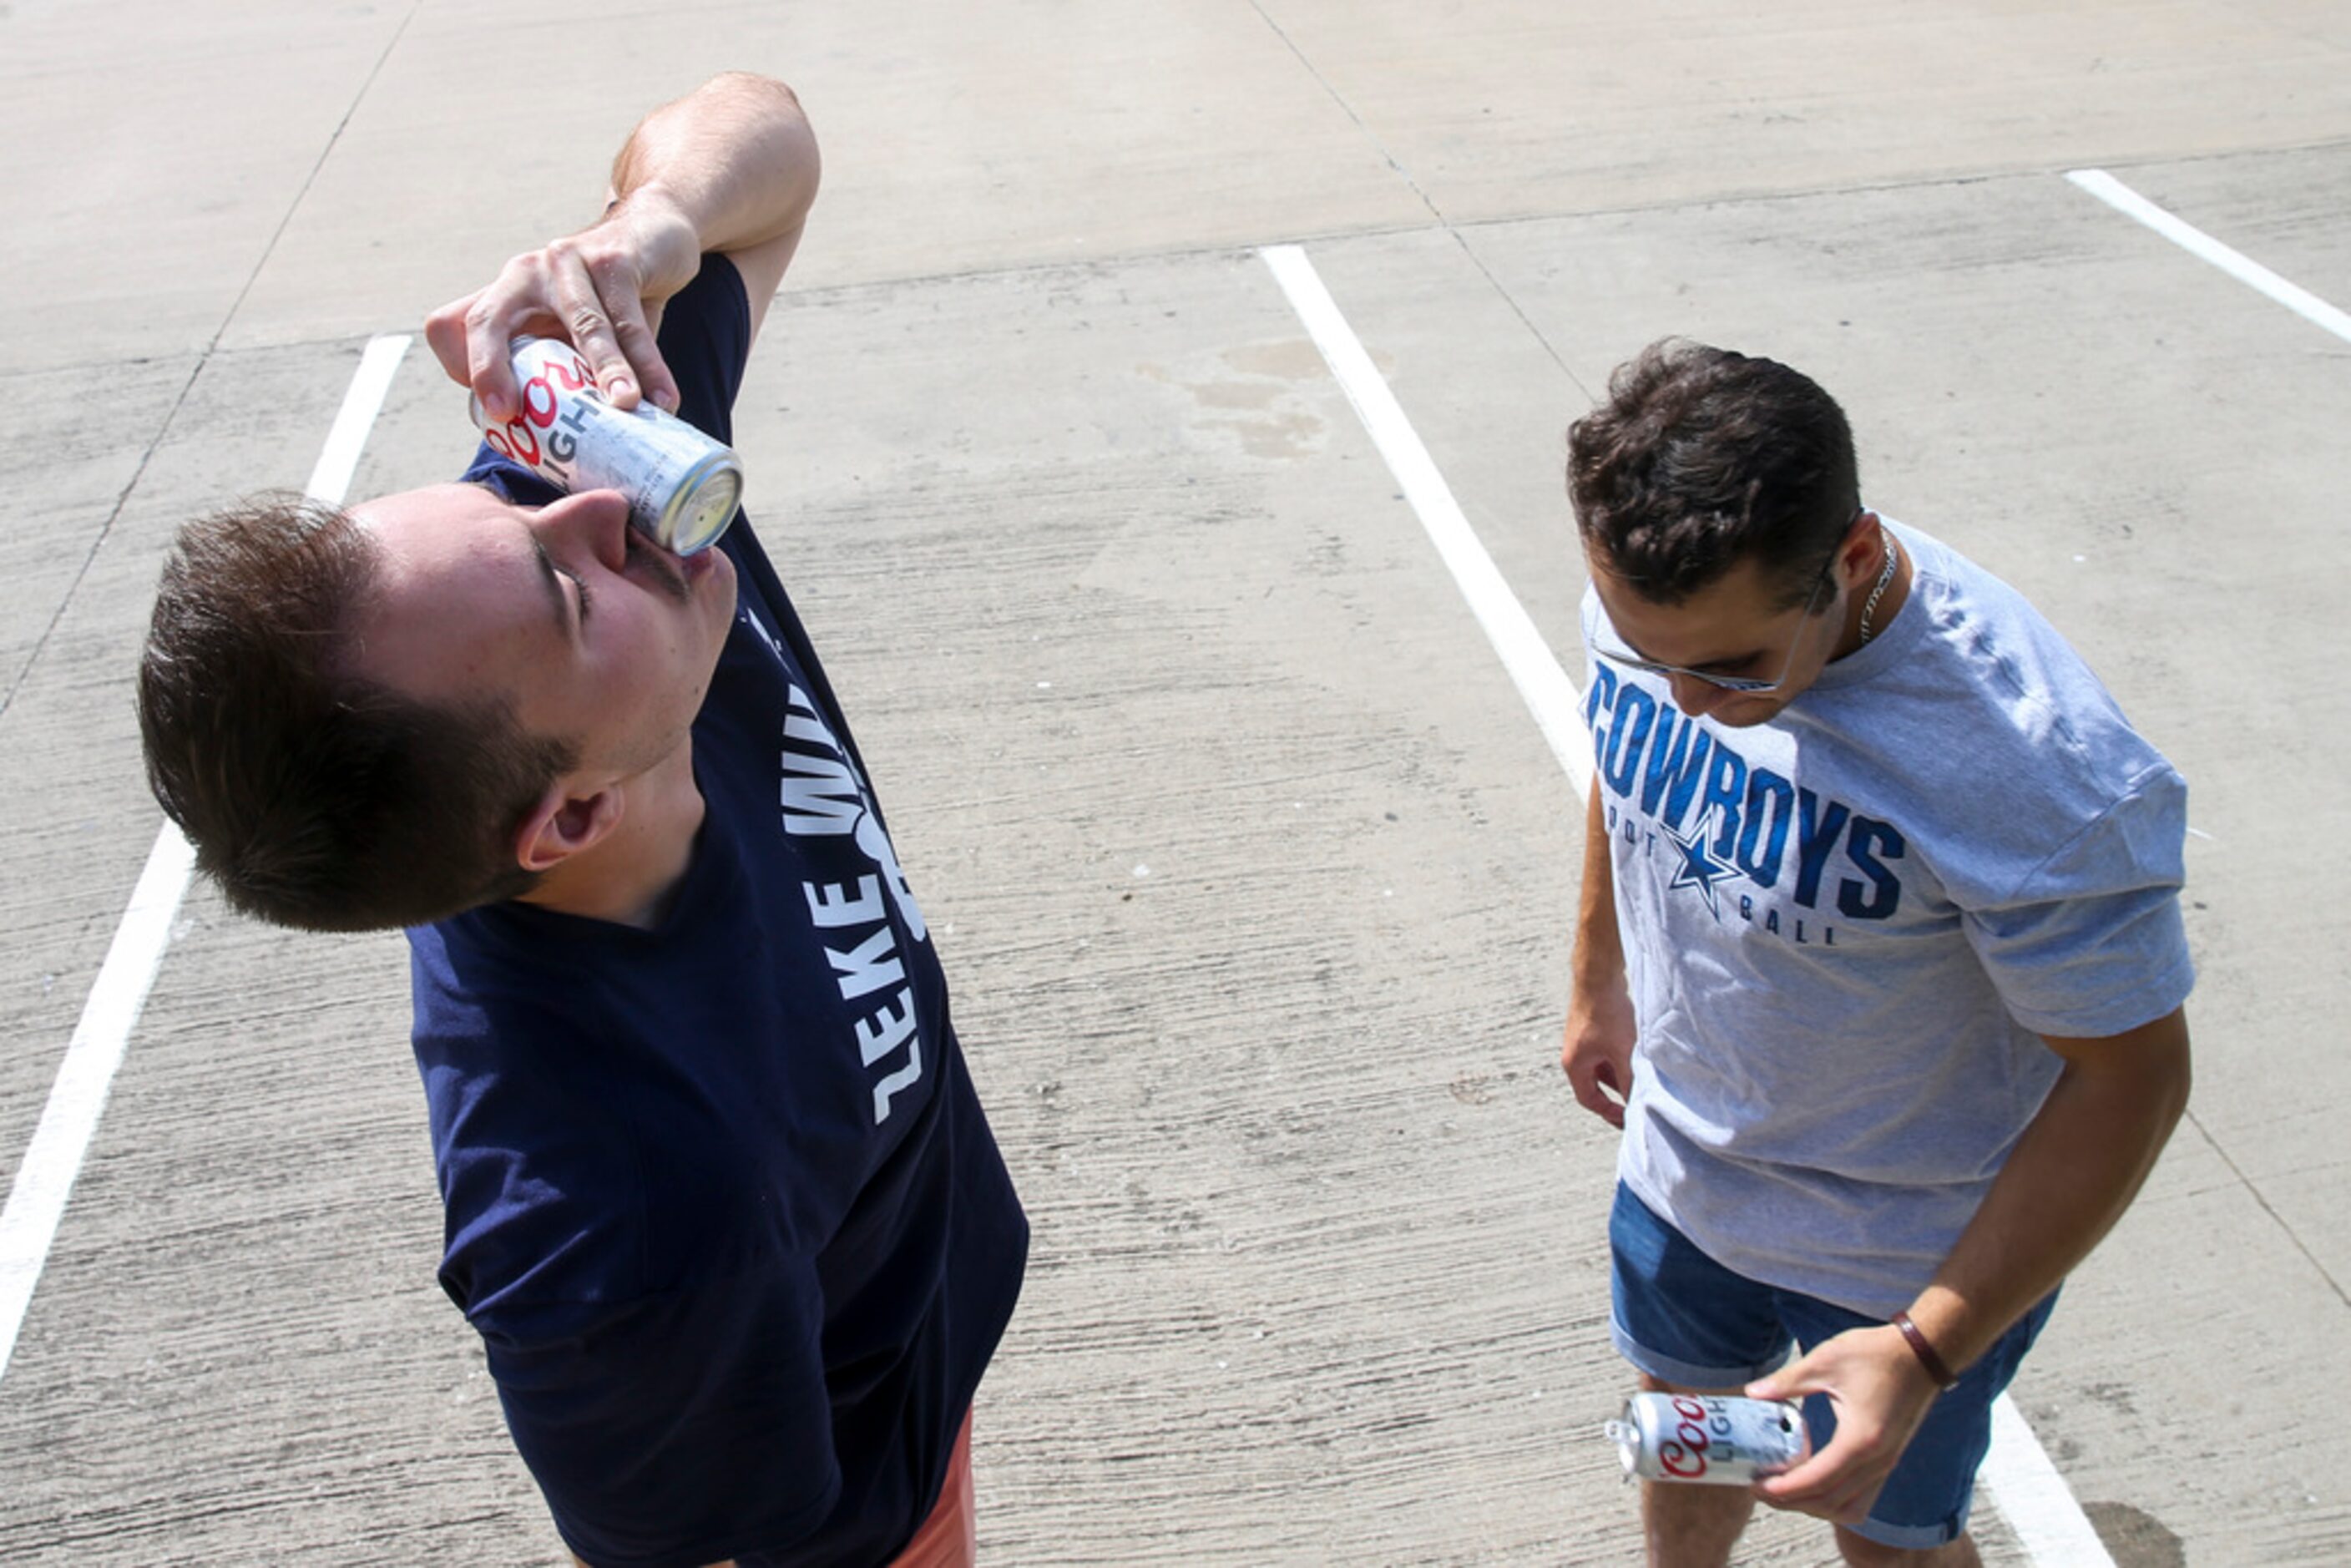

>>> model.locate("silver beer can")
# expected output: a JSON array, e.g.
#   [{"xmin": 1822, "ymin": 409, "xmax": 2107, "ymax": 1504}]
[
  {"xmin": 1604, "ymin": 1392, "xmax": 1808, "ymax": 1485},
  {"xmin": 469, "ymin": 336, "xmax": 744, "ymax": 554}
]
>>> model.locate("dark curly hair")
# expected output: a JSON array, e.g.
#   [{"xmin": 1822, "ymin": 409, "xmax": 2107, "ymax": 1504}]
[
  {"xmin": 137, "ymin": 493, "xmax": 577, "ymax": 932},
  {"xmin": 1566, "ymin": 340, "xmax": 1858, "ymax": 609}
]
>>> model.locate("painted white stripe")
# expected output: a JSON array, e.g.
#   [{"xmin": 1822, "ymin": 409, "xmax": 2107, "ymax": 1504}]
[
  {"xmin": 1983, "ymin": 1393, "xmax": 2120, "ymax": 1566},
  {"xmin": 1263, "ymin": 246, "xmax": 2107, "ymax": 1567},
  {"xmin": 308, "ymin": 334, "xmax": 413, "ymax": 501},
  {"xmin": 2067, "ymin": 169, "xmax": 2351, "ymax": 345},
  {"xmin": 1259, "ymin": 244, "xmax": 1594, "ymax": 801},
  {"xmin": 0, "ymin": 334, "xmax": 409, "ymax": 1385},
  {"xmin": 0, "ymin": 827, "xmax": 196, "ymax": 1378}
]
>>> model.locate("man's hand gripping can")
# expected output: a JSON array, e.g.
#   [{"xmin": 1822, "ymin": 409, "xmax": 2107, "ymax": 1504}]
[
  {"xmin": 471, "ymin": 336, "xmax": 744, "ymax": 554},
  {"xmin": 1604, "ymin": 1393, "xmax": 1808, "ymax": 1485}
]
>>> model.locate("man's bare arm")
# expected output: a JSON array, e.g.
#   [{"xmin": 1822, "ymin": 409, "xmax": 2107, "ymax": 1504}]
[
  {"xmin": 1562, "ymin": 785, "xmax": 1637, "ymax": 1126},
  {"xmin": 1751, "ymin": 1007, "xmax": 2192, "ymax": 1524},
  {"xmin": 428, "ymin": 71, "xmax": 820, "ymax": 421},
  {"xmin": 1909, "ymin": 1007, "xmax": 2190, "ymax": 1371},
  {"xmin": 609, "ymin": 71, "xmax": 817, "ymax": 347}
]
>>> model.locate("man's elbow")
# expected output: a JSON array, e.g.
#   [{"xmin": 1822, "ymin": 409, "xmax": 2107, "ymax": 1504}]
[
  {"xmin": 705, "ymin": 70, "xmax": 810, "ymax": 136},
  {"xmin": 2150, "ymin": 1008, "xmax": 2192, "ymax": 1134},
  {"xmin": 2047, "ymin": 1004, "xmax": 2193, "ymax": 1140},
  {"xmin": 2111, "ymin": 1005, "xmax": 2193, "ymax": 1144}
]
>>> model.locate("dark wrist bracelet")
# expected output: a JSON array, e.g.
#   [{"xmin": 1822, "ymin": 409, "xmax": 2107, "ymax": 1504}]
[{"xmin": 1892, "ymin": 1310, "xmax": 1958, "ymax": 1388}]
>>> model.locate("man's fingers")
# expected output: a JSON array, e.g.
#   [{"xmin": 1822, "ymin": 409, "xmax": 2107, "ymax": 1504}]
[
  {"xmin": 476, "ymin": 248, "xmax": 597, "ymax": 420},
  {"xmin": 1567, "ymin": 1071, "xmax": 1604, "ymax": 1115},
  {"xmin": 1746, "ymin": 1368, "xmax": 1828, "ymax": 1404},
  {"xmin": 439, "ymin": 225, "xmax": 680, "ymax": 424},
  {"xmin": 1759, "ymin": 1473, "xmax": 1873, "ymax": 1522},
  {"xmin": 1753, "ymin": 1425, "xmax": 1894, "ymax": 1523},
  {"xmin": 1565, "ymin": 1060, "xmax": 1627, "ymax": 1128},
  {"xmin": 544, "ymin": 253, "xmax": 635, "ymax": 411},
  {"xmin": 1745, "ymin": 1343, "xmax": 1830, "ymax": 1403},
  {"xmin": 570, "ymin": 311, "xmax": 635, "ymax": 407},
  {"xmin": 1756, "ymin": 1446, "xmax": 1840, "ymax": 1499},
  {"xmin": 604, "ymin": 294, "xmax": 675, "ymax": 414},
  {"xmin": 1761, "ymin": 1469, "xmax": 1884, "ymax": 1524},
  {"xmin": 462, "ymin": 261, "xmax": 550, "ymax": 422},
  {"xmin": 640, "ymin": 301, "xmax": 677, "ymax": 410},
  {"xmin": 1588, "ymin": 1058, "xmax": 1628, "ymax": 1126},
  {"xmin": 468, "ymin": 327, "xmax": 521, "ymax": 425},
  {"xmin": 424, "ymin": 292, "xmax": 482, "ymax": 390}
]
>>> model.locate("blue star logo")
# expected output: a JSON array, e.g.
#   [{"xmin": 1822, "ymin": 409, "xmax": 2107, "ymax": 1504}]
[{"xmin": 1665, "ymin": 819, "xmax": 1734, "ymax": 917}]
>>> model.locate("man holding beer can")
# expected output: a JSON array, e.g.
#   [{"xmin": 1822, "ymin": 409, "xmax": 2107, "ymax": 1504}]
[
  {"xmin": 138, "ymin": 73, "xmax": 1025, "ymax": 1568},
  {"xmin": 1560, "ymin": 341, "xmax": 2193, "ymax": 1566}
]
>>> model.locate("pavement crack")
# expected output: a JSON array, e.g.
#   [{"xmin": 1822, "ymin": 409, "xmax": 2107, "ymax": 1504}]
[
  {"xmin": 1244, "ymin": 0, "xmax": 1447, "ymax": 231},
  {"xmin": 0, "ymin": 3, "xmax": 422, "ymax": 732},
  {"xmin": 1240, "ymin": 3, "xmax": 1581, "ymax": 395},
  {"xmin": 2187, "ymin": 1105, "xmax": 2351, "ymax": 1314}
]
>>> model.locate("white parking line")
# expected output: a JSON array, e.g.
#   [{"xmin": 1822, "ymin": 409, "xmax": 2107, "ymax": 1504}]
[
  {"xmin": 1261, "ymin": 243, "xmax": 2105, "ymax": 1567},
  {"xmin": 1259, "ymin": 245, "xmax": 1593, "ymax": 803},
  {"xmin": 0, "ymin": 826, "xmax": 195, "ymax": 1383},
  {"xmin": 1984, "ymin": 1392, "xmax": 2120, "ymax": 1566},
  {"xmin": 0, "ymin": 334, "xmax": 408, "ymax": 1388},
  {"xmin": 2068, "ymin": 169, "xmax": 2351, "ymax": 345},
  {"xmin": 306, "ymin": 335, "xmax": 413, "ymax": 505}
]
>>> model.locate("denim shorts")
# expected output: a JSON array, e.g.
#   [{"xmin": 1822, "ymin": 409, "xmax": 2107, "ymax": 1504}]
[{"xmin": 1609, "ymin": 1181, "xmax": 2056, "ymax": 1550}]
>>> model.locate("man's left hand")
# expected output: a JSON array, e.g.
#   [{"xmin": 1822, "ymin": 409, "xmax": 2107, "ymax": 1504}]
[
  {"xmin": 1743, "ymin": 1325, "xmax": 1941, "ymax": 1525},
  {"xmin": 426, "ymin": 190, "xmax": 703, "ymax": 425}
]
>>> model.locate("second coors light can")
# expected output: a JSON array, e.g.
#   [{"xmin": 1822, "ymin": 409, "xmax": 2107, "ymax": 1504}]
[{"xmin": 1604, "ymin": 1393, "xmax": 1809, "ymax": 1485}]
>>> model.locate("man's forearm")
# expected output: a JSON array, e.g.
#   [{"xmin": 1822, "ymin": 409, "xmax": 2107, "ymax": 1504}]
[
  {"xmin": 429, "ymin": 72, "xmax": 819, "ymax": 417},
  {"xmin": 1905, "ymin": 1007, "xmax": 2192, "ymax": 1373},
  {"xmin": 1748, "ymin": 1006, "xmax": 2190, "ymax": 1520},
  {"xmin": 609, "ymin": 71, "xmax": 820, "ymax": 260},
  {"xmin": 1571, "ymin": 786, "xmax": 1625, "ymax": 989}
]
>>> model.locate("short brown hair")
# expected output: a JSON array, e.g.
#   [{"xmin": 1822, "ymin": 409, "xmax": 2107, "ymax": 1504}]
[
  {"xmin": 137, "ymin": 493, "xmax": 576, "ymax": 932},
  {"xmin": 1567, "ymin": 340, "xmax": 1859, "ymax": 609}
]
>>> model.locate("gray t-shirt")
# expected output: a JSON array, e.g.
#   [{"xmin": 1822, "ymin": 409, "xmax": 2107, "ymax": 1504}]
[{"xmin": 1580, "ymin": 520, "xmax": 2195, "ymax": 1318}]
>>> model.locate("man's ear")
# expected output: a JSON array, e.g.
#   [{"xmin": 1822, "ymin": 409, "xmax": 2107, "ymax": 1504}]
[
  {"xmin": 1835, "ymin": 508, "xmax": 1883, "ymax": 588},
  {"xmin": 513, "ymin": 781, "xmax": 625, "ymax": 874}
]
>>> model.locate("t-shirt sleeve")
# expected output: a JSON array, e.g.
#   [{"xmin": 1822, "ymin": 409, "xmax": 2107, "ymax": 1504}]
[
  {"xmin": 480, "ymin": 1263, "xmax": 840, "ymax": 1568},
  {"xmin": 1960, "ymin": 762, "xmax": 2197, "ymax": 1039},
  {"xmin": 660, "ymin": 252, "xmax": 753, "ymax": 448}
]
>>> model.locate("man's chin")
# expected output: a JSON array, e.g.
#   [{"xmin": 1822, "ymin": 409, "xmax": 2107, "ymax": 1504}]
[
  {"xmin": 697, "ymin": 557, "xmax": 739, "ymax": 676},
  {"xmin": 1703, "ymin": 700, "xmax": 1785, "ymax": 730},
  {"xmin": 704, "ymin": 548, "xmax": 738, "ymax": 617}
]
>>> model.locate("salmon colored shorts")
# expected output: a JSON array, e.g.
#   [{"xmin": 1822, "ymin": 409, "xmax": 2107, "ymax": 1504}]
[{"xmin": 887, "ymin": 1411, "xmax": 975, "ymax": 1568}]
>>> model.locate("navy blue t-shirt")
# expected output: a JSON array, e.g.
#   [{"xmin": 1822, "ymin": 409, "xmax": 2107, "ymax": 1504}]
[{"xmin": 407, "ymin": 256, "xmax": 1028, "ymax": 1568}]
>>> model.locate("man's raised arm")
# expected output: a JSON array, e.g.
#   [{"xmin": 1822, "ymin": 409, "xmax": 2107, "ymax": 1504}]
[{"xmin": 427, "ymin": 70, "xmax": 820, "ymax": 423}]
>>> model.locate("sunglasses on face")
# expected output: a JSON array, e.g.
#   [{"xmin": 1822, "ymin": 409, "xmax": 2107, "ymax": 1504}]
[{"xmin": 1590, "ymin": 540, "xmax": 1843, "ymax": 695}]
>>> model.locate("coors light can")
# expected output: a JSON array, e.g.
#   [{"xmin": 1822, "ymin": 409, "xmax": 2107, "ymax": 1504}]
[
  {"xmin": 471, "ymin": 336, "xmax": 744, "ymax": 555},
  {"xmin": 1604, "ymin": 1393, "xmax": 1808, "ymax": 1485}
]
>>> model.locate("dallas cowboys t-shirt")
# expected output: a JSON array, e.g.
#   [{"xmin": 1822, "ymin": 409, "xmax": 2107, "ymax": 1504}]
[
  {"xmin": 407, "ymin": 255, "xmax": 1027, "ymax": 1568},
  {"xmin": 1580, "ymin": 519, "xmax": 2194, "ymax": 1319}
]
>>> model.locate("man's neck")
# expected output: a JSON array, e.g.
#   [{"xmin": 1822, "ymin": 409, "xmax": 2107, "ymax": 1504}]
[
  {"xmin": 1828, "ymin": 532, "xmax": 1914, "ymax": 663},
  {"xmin": 519, "ymin": 744, "xmax": 707, "ymax": 930}
]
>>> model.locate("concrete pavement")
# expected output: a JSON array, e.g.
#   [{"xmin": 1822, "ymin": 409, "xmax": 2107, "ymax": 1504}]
[{"xmin": 3, "ymin": 3, "xmax": 2346, "ymax": 1562}]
